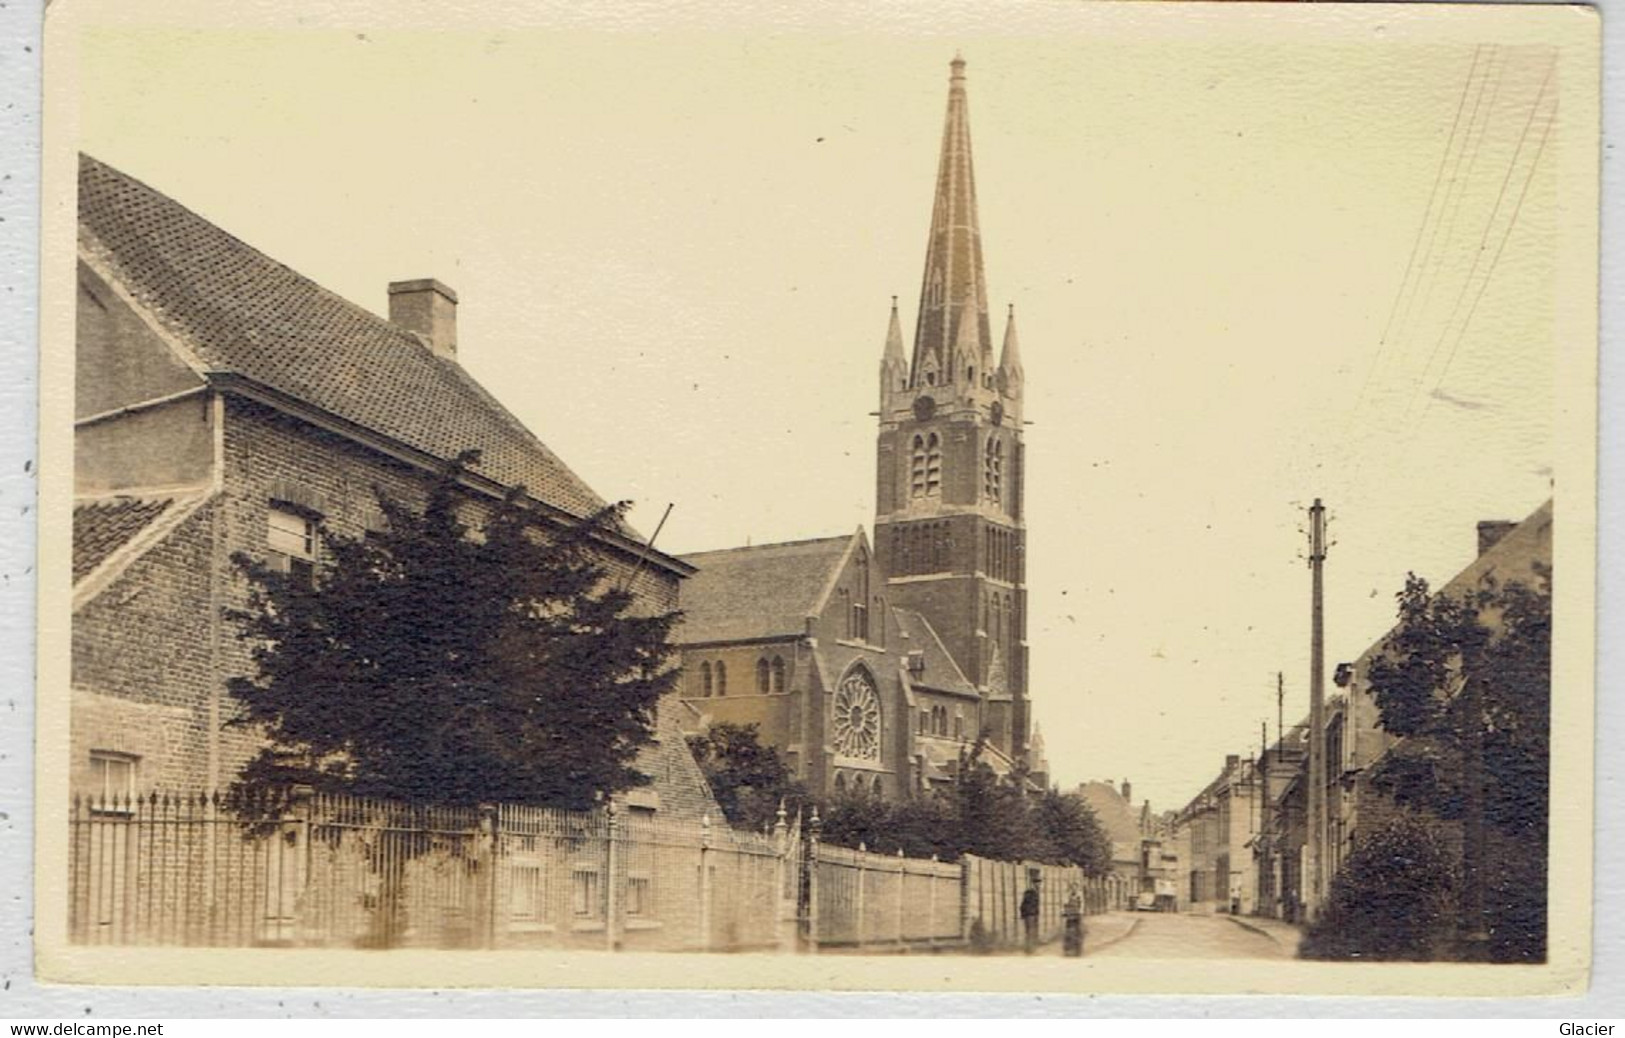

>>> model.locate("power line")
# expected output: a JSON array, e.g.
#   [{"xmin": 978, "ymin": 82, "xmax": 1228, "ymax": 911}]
[
  {"xmin": 1345, "ymin": 46, "xmax": 1484, "ymax": 434},
  {"xmin": 1412, "ymin": 52, "xmax": 1557, "ymax": 420},
  {"xmin": 1425, "ymin": 88, "xmax": 1558, "ymax": 412},
  {"xmin": 1403, "ymin": 48, "xmax": 1505, "ymax": 356}
]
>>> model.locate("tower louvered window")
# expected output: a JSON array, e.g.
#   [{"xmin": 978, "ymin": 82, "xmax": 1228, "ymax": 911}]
[
  {"xmin": 925, "ymin": 433, "xmax": 942, "ymax": 496},
  {"xmin": 984, "ymin": 436, "xmax": 1003, "ymax": 504},
  {"xmin": 910, "ymin": 436, "xmax": 927, "ymax": 498}
]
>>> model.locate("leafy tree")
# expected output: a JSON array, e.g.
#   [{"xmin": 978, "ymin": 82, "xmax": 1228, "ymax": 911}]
[
  {"xmin": 686, "ymin": 722, "xmax": 806, "ymax": 831},
  {"xmin": 227, "ymin": 453, "xmax": 680, "ymax": 810},
  {"xmin": 816, "ymin": 739, "xmax": 1112, "ymax": 872},
  {"xmin": 1300, "ymin": 812, "xmax": 1459, "ymax": 961},
  {"xmin": 1029, "ymin": 788, "xmax": 1113, "ymax": 877},
  {"xmin": 1360, "ymin": 564, "xmax": 1551, "ymax": 962}
]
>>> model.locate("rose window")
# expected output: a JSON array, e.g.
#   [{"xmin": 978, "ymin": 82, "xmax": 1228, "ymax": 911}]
[{"xmin": 833, "ymin": 671, "xmax": 881, "ymax": 760}]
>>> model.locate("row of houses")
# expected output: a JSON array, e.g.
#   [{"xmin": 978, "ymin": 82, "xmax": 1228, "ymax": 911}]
[{"xmin": 1171, "ymin": 499, "xmax": 1552, "ymax": 923}]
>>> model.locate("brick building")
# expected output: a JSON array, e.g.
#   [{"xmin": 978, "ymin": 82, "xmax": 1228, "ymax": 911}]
[
  {"xmin": 674, "ymin": 57, "xmax": 1035, "ymax": 798},
  {"xmin": 70, "ymin": 155, "xmax": 718, "ymax": 823}
]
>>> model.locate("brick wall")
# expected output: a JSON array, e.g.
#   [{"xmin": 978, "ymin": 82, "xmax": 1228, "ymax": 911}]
[{"xmin": 72, "ymin": 392, "xmax": 700, "ymax": 817}]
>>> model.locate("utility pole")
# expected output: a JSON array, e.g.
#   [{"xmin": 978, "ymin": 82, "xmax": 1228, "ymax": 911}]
[
  {"xmin": 1277, "ymin": 672, "xmax": 1285, "ymax": 755},
  {"xmin": 1259, "ymin": 719, "xmax": 1271, "ymax": 918},
  {"xmin": 1305, "ymin": 499, "xmax": 1329, "ymax": 922}
]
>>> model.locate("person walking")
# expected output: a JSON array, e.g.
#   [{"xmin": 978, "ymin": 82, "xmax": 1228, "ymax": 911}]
[
  {"xmin": 1020, "ymin": 879, "xmax": 1042, "ymax": 955},
  {"xmin": 1062, "ymin": 883, "xmax": 1085, "ymax": 957}
]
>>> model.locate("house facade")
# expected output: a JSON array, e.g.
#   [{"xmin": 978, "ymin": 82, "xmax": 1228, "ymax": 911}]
[{"xmin": 71, "ymin": 155, "xmax": 717, "ymax": 823}]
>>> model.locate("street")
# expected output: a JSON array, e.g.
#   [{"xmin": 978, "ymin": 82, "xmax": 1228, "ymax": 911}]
[{"xmin": 1085, "ymin": 912, "xmax": 1297, "ymax": 960}]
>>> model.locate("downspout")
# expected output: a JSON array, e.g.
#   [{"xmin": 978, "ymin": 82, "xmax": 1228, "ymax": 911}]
[{"xmin": 206, "ymin": 390, "xmax": 225, "ymax": 790}]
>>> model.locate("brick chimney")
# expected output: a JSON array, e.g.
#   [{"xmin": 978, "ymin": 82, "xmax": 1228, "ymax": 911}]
[
  {"xmin": 388, "ymin": 279, "xmax": 458, "ymax": 359},
  {"xmin": 1477, "ymin": 520, "xmax": 1516, "ymax": 558}
]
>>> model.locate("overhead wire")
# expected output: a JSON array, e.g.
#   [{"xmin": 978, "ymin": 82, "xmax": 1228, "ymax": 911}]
[
  {"xmin": 1411, "ymin": 52, "xmax": 1558, "ymax": 422},
  {"xmin": 1402, "ymin": 48, "xmax": 1505, "ymax": 356},
  {"xmin": 1424, "ymin": 72, "xmax": 1559, "ymax": 415},
  {"xmin": 1344, "ymin": 45, "xmax": 1484, "ymax": 437}
]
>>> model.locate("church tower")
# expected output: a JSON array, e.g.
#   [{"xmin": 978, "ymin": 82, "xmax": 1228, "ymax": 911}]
[{"xmin": 875, "ymin": 56, "xmax": 1030, "ymax": 762}]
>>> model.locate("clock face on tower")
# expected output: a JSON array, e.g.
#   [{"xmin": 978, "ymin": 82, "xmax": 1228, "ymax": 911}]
[{"xmin": 913, "ymin": 395, "xmax": 937, "ymax": 422}]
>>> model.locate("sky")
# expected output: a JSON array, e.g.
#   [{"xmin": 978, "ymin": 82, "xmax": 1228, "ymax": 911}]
[{"xmin": 67, "ymin": 4, "xmax": 1592, "ymax": 811}]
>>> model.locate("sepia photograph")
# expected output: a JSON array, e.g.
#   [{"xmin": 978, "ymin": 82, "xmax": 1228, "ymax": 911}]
[{"xmin": 33, "ymin": 0, "xmax": 1599, "ymax": 997}]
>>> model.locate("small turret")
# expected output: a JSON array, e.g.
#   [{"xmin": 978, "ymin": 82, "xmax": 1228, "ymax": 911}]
[
  {"xmin": 880, "ymin": 296, "xmax": 908, "ymax": 410},
  {"xmin": 998, "ymin": 304, "xmax": 1024, "ymax": 419}
]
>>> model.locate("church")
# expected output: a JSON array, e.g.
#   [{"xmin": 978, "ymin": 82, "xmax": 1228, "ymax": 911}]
[{"xmin": 675, "ymin": 57, "xmax": 1039, "ymax": 799}]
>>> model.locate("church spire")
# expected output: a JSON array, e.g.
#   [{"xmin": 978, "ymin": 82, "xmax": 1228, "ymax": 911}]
[
  {"xmin": 911, "ymin": 54, "xmax": 992, "ymax": 387},
  {"xmin": 883, "ymin": 295, "xmax": 906, "ymax": 366},
  {"xmin": 880, "ymin": 295, "xmax": 908, "ymax": 407},
  {"xmin": 999, "ymin": 303, "xmax": 1024, "ymax": 384}
]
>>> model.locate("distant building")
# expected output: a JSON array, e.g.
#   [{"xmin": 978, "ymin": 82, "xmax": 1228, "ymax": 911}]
[
  {"xmin": 1172, "ymin": 756, "xmax": 1261, "ymax": 915},
  {"xmin": 1077, "ymin": 779, "xmax": 1180, "ymax": 910},
  {"xmin": 71, "ymin": 155, "xmax": 717, "ymax": 822},
  {"xmin": 674, "ymin": 57, "xmax": 1037, "ymax": 796}
]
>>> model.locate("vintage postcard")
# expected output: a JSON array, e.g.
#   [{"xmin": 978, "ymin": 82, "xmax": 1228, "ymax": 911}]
[{"xmin": 35, "ymin": 0, "xmax": 1599, "ymax": 996}]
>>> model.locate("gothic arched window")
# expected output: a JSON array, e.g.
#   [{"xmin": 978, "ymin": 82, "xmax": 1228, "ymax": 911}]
[
  {"xmin": 833, "ymin": 668, "xmax": 881, "ymax": 761},
  {"xmin": 835, "ymin": 773, "xmax": 848, "ymax": 794},
  {"xmin": 756, "ymin": 658, "xmax": 771, "ymax": 694},
  {"xmin": 715, "ymin": 661, "xmax": 727, "ymax": 697},
  {"xmin": 872, "ymin": 775, "xmax": 884, "ymax": 797},
  {"xmin": 700, "ymin": 661, "xmax": 712, "ymax": 698},
  {"xmin": 984, "ymin": 436, "xmax": 1003, "ymax": 504},
  {"xmin": 770, "ymin": 656, "xmax": 787, "ymax": 693},
  {"xmin": 925, "ymin": 434, "xmax": 942, "ymax": 496},
  {"xmin": 910, "ymin": 435, "xmax": 927, "ymax": 498}
]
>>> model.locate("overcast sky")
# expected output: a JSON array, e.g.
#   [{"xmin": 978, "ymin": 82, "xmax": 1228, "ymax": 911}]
[{"xmin": 70, "ymin": 4, "xmax": 1592, "ymax": 810}]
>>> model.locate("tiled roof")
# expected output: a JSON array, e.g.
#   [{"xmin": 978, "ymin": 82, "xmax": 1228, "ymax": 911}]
[
  {"xmin": 891, "ymin": 607, "xmax": 977, "ymax": 697},
  {"xmin": 676, "ymin": 535, "xmax": 854, "ymax": 644},
  {"xmin": 1076, "ymin": 781, "xmax": 1144, "ymax": 846},
  {"xmin": 77, "ymin": 154, "xmax": 611, "ymax": 522},
  {"xmin": 73, "ymin": 496, "xmax": 174, "ymax": 583}
]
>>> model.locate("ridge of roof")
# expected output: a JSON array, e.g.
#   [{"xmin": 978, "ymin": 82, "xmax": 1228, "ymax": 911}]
[
  {"xmin": 76, "ymin": 153, "xmax": 627, "ymax": 533},
  {"xmin": 678, "ymin": 533, "xmax": 854, "ymax": 563}
]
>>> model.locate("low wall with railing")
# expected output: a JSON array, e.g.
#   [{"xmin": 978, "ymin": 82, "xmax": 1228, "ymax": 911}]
[{"xmin": 68, "ymin": 790, "xmax": 1110, "ymax": 954}]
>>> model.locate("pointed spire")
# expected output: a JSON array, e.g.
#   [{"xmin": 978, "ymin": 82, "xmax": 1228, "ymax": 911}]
[
  {"xmin": 883, "ymin": 296, "xmax": 906, "ymax": 366},
  {"xmin": 999, "ymin": 303, "xmax": 1024, "ymax": 383},
  {"xmin": 911, "ymin": 55, "xmax": 992, "ymax": 386}
]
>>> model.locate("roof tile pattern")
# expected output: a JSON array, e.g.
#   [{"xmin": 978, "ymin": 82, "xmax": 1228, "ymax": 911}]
[
  {"xmin": 890, "ymin": 607, "xmax": 977, "ymax": 696},
  {"xmin": 676, "ymin": 536, "xmax": 853, "ymax": 644},
  {"xmin": 77, "ymin": 155, "xmax": 610, "ymax": 521},
  {"xmin": 73, "ymin": 496, "xmax": 173, "ymax": 583}
]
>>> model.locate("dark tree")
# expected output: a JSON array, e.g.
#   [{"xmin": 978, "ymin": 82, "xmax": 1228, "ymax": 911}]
[
  {"xmin": 817, "ymin": 739, "xmax": 1112, "ymax": 872},
  {"xmin": 1028, "ymin": 788, "xmax": 1113, "ymax": 877},
  {"xmin": 1300, "ymin": 812, "xmax": 1459, "ymax": 961},
  {"xmin": 1360, "ymin": 564, "xmax": 1551, "ymax": 962},
  {"xmin": 227, "ymin": 453, "xmax": 680, "ymax": 810},
  {"xmin": 686, "ymin": 722, "xmax": 806, "ymax": 830}
]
